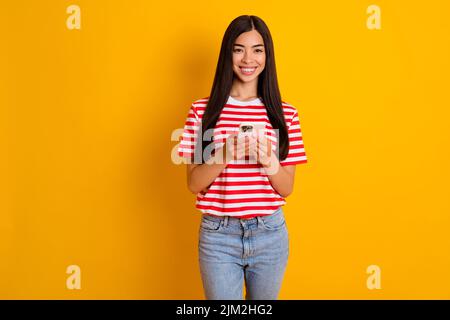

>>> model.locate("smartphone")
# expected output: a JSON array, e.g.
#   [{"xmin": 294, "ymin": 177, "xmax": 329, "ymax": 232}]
[{"xmin": 238, "ymin": 122, "xmax": 265, "ymax": 136}]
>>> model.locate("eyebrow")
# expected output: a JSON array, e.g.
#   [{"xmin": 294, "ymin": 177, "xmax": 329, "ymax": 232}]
[{"xmin": 233, "ymin": 44, "xmax": 264, "ymax": 48}]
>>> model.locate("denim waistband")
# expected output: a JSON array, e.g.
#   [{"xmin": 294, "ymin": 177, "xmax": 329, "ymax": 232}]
[{"xmin": 202, "ymin": 207, "xmax": 283, "ymax": 227}]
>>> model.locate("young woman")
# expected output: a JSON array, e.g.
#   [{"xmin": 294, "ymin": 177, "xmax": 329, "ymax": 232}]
[{"xmin": 177, "ymin": 15, "xmax": 308, "ymax": 300}]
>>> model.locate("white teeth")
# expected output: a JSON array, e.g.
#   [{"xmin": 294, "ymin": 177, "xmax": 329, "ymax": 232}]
[{"xmin": 241, "ymin": 68, "xmax": 256, "ymax": 72}]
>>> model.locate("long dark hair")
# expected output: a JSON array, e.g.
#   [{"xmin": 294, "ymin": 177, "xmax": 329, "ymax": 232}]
[{"xmin": 196, "ymin": 15, "xmax": 289, "ymax": 163}]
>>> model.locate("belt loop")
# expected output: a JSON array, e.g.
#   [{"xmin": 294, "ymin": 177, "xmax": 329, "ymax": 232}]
[
  {"xmin": 257, "ymin": 216, "xmax": 262, "ymax": 226},
  {"xmin": 224, "ymin": 216, "xmax": 229, "ymax": 227}
]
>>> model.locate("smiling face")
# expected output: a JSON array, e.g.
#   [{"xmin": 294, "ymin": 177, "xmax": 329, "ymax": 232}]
[{"xmin": 232, "ymin": 30, "xmax": 266, "ymax": 83}]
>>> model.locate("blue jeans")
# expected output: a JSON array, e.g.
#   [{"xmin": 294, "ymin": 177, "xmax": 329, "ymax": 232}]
[{"xmin": 198, "ymin": 207, "xmax": 289, "ymax": 300}]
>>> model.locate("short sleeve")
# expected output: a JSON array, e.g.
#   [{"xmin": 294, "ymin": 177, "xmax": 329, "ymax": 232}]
[
  {"xmin": 177, "ymin": 103, "xmax": 201, "ymax": 161},
  {"xmin": 279, "ymin": 109, "xmax": 308, "ymax": 166}
]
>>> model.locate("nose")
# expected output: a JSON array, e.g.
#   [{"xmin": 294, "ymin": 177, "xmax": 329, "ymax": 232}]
[{"xmin": 242, "ymin": 51, "xmax": 254, "ymax": 64}]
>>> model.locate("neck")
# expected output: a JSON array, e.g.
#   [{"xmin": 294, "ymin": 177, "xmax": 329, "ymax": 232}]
[{"xmin": 230, "ymin": 77, "xmax": 258, "ymax": 100}]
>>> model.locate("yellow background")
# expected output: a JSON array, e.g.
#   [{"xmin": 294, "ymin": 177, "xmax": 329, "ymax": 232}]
[{"xmin": 1, "ymin": 0, "xmax": 449, "ymax": 299}]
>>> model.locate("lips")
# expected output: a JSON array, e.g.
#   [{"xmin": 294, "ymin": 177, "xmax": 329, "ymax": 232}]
[{"xmin": 239, "ymin": 66, "xmax": 257, "ymax": 75}]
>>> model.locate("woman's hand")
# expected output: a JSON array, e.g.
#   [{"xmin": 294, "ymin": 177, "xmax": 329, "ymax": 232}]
[
  {"xmin": 250, "ymin": 131, "xmax": 280, "ymax": 174},
  {"xmin": 224, "ymin": 133, "xmax": 257, "ymax": 163}
]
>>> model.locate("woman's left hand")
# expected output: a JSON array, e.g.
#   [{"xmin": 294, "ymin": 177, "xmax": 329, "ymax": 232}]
[{"xmin": 250, "ymin": 131, "xmax": 280, "ymax": 172}]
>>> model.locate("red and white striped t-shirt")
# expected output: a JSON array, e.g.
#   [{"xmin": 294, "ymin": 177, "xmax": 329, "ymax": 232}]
[{"xmin": 177, "ymin": 95, "xmax": 307, "ymax": 218}]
